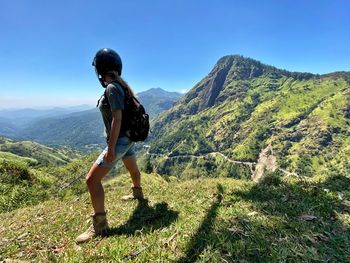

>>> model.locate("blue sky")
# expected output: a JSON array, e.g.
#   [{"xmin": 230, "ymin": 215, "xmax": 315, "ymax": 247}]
[{"xmin": 0, "ymin": 0, "xmax": 349, "ymax": 108}]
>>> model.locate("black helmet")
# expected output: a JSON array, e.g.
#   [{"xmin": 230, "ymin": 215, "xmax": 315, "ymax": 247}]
[{"xmin": 92, "ymin": 48, "xmax": 122, "ymax": 87}]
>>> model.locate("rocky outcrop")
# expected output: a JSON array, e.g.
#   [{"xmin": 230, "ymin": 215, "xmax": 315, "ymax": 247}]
[
  {"xmin": 179, "ymin": 55, "xmax": 271, "ymax": 115},
  {"xmin": 252, "ymin": 143, "xmax": 278, "ymax": 182}
]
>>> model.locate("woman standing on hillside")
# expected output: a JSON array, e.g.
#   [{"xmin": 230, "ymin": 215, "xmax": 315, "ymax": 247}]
[{"xmin": 76, "ymin": 48, "xmax": 144, "ymax": 244}]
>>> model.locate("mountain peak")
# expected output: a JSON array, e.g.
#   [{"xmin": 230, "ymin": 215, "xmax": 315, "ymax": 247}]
[
  {"xmin": 214, "ymin": 55, "xmax": 316, "ymax": 80},
  {"xmin": 176, "ymin": 55, "xmax": 317, "ymax": 115},
  {"xmin": 211, "ymin": 55, "xmax": 275, "ymax": 80},
  {"xmin": 216, "ymin": 54, "xmax": 263, "ymax": 66},
  {"xmin": 137, "ymin": 88, "xmax": 182, "ymax": 98},
  {"xmin": 149, "ymin": 87, "xmax": 165, "ymax": 92},
  {"xmin": 215, "ymin": 54, "xmax": 249, "ymax": 65}
]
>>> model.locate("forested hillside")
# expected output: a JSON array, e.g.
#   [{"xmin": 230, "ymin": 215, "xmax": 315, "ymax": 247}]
[{"xmin": 149, "ymin": 55, "xmax": 350, "ymax": 179}]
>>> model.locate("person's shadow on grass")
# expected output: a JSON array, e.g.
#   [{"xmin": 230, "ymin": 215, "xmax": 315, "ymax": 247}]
[
  {"xmin": 106, "ymin": 199, "xmax": 179, "ymax": 236},
  {"xmin": 176, "ymin": 184, "xmax": 224, "ymax": 263}
]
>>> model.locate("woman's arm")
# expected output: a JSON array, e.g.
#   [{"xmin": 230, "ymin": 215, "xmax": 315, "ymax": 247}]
[{"xmin": 104, "ymin": 109, "xmax": 122, "ymax": 163}]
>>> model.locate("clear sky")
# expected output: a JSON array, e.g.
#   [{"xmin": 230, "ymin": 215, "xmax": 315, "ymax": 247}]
[{"xmin": 0, "ymin": 0, "xmax": 349, "ymax": 108}]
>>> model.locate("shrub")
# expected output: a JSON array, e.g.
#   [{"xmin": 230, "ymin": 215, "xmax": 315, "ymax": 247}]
[{"xmin": 0, "ymin": 159, "xmax": 33, "ymax": 184}]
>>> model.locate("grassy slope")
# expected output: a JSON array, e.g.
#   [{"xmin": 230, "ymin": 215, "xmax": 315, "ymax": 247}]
[
  {"xmin": 0, "ymin": 138, "xmax": 80, "ymax": 166},
  {"xmin": 1, "ymin": 173, "xmax": 349, "ymax": 262},
  {"xmin": 0, "ymin": 152, "xmax": 98, "ymax": 213},
  {"xmin": 0, "ymin": 138, "xmax": 94, "ymax": 213},
  {"xmin": 0, "ymin": 151, "xmax": 38, "ymax": 166}
]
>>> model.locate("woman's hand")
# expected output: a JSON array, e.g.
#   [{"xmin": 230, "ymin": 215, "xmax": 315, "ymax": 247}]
[
  {"xmin": 104, "ymin": 148, "xmax": 116, "ymax": 163},
  {"xmin": 105, "ymin": 109, "xmax": 122, "ymax": 164}
]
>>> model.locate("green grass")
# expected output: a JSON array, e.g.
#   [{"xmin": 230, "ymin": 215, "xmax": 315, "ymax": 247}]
[
  {"xmin": 0, "ymin": 151, "xmax": 38, "ymax": 166},
  {"xmin": 1, "ymin": 172, "xmax": 349, "ymax": 262},
  {"xmin": 0, "ymin": 138, "xmax": 81, "ymax": 166},
  {"xmin": 0, "ymin": 159, "xmax": 54, "ymax": 213},
  {"xmin": 0, "ymin": 151, "xmax": 96, "ymax": 213}
]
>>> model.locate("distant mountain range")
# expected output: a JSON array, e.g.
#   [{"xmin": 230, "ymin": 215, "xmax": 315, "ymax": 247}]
[
  {"xmin": 17, "ymin": 108, "xmax": 105, "ymax": 151},
  {"xmin": 0, "ymin": 105, "xmax": 93, "ymax": 127},
  {"xmin": 0, "ymin": 88, "xmax": 182, "ymax": 150}
]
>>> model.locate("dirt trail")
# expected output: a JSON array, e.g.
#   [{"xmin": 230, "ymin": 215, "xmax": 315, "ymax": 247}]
[{"xmin": 145, "ymin": 145, "xmax": 300, "ymax": 180}]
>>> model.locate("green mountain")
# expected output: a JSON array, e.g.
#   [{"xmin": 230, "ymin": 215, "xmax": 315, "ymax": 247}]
[
  {"xmin": 149, "ymin": 55, "xmax": 350, "ymax": 179},
  {"xmin": 18, "ymin": 109, "xmax": 105, "ymax": 151},
  {"xmin": 137, "ymin": 88, "xmax": 182, "ymax": 117}
]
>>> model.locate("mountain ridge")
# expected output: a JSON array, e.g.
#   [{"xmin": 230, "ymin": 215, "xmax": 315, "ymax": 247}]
[
  {"xmin": 137, "ymin": 87, "xmax": 182, "ymax": 98},
  {"xmin": 174, "ymin": 55, "xmax": 325, "ymax": 115}
]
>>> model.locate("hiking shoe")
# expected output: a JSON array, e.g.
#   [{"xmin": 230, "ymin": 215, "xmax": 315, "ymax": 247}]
[
  {"xmin": 76, "ymin": 212, "xmax": 109, "ymax": 244},
  {"xmin": 121, "ymin": 186, "xmax": 144, "ymax": 201}
]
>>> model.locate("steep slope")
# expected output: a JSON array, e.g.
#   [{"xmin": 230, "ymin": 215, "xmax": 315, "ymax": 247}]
[{"xmin": 149, "ymin": 55, "xmax": 350, "ymax": 178}]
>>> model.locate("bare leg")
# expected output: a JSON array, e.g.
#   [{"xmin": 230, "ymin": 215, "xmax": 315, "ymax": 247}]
[
  {"xmin": 122, "ymin": 156, "xmax": 141, "ymax": 187},
  {"xmin": 86, "ymin": 163, "xmax": 111, "ymax": 214}
]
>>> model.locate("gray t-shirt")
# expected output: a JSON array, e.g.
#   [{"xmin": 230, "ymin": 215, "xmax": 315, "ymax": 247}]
[{"xmin": 98, "ymin": 82, "xmax": 126, "ymax": 142}]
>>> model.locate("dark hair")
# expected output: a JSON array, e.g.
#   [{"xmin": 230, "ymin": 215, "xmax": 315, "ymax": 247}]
[{"xmin": 106, "ymin": 71, "xmax": 135, "ymax": 97}]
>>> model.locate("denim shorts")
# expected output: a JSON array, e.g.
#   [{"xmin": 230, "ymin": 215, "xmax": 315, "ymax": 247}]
[{"xmin": 95, "ymin": 136, "xmax": 136, "ymax": 169}]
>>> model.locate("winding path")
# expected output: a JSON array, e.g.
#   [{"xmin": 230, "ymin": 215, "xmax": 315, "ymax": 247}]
[{"xmin": 144, "ymin": 145, "xmax": 302, "ymax": 179}]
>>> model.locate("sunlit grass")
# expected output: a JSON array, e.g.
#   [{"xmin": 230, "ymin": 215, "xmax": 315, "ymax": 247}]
[{"xmin": 1, "ymin": 172, "xmax": 349, "ymax": 262}]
